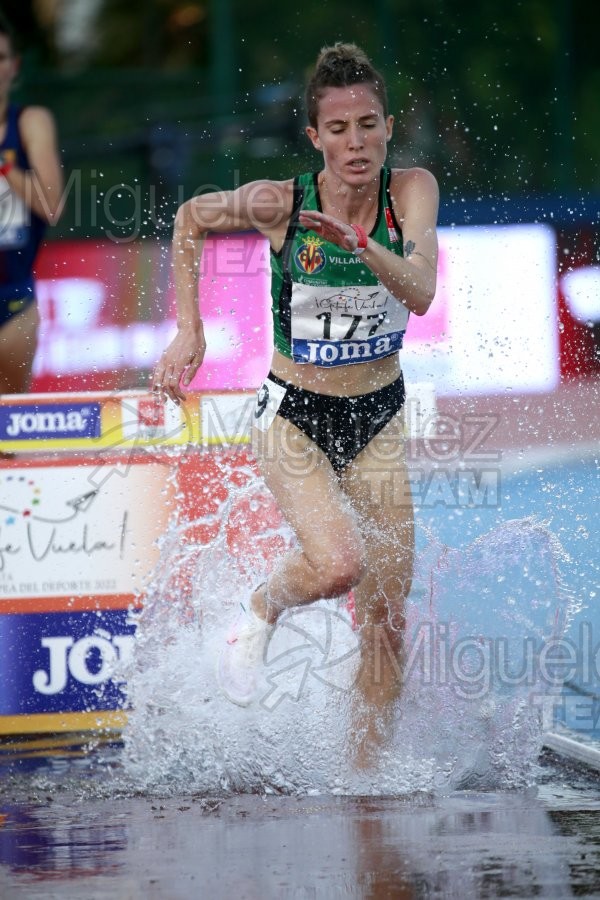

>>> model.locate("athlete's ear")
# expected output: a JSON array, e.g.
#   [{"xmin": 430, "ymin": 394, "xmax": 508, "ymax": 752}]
[
  {"xmin": 385, "ymin": 115, "xmax": 394, "ymax": 142},
  {"xmin": 305, "ymin": 126, "xmax": 322, "ymax": 151}
]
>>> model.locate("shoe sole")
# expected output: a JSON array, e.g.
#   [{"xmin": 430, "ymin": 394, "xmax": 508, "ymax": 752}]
[{"xmin": 215, "ymin": 649, "xmax": 256, "ymax": 707}]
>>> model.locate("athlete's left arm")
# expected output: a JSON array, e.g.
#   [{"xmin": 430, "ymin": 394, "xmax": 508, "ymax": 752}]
[
  {"xmin": 350, "ymin": 168, "xmax": 439, "ymax": 316},
  {"xmin": 298, "ymin": 167, "xmax": 439, "ymax": 316},
  {"xmin": 3, "ymin": 107, "xmax": 64, "ymax": 224},
  {"xmin": 380, "ymin": 167, "xmax": 439, "ymax": 316}
]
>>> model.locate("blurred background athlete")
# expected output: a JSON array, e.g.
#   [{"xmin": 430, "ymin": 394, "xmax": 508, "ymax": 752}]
[{"xmin": 0, "ymin": 17, "xmax": 63, "ymax": 395}]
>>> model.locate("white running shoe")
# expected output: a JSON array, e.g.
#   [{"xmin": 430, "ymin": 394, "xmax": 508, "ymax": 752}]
[{"xmin": 217, "ymin": 604, "xmax": 273, "ymax": 706}]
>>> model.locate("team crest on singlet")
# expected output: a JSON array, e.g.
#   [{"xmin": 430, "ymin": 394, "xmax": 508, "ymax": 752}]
[{"xmin": 294, "ymin": 236, "xmax": 326, "ymax": 275}]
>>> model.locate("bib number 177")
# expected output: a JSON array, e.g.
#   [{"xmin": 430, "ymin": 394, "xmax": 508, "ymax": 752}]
[{"xmin": 315, "ymin": 311, "xmax": 387, "ymax": 340}]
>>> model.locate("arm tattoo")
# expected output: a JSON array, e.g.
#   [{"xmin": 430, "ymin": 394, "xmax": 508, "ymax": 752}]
[{"xmin": 404, "ymin": 239, "xmax": 437, "ymax": 272}]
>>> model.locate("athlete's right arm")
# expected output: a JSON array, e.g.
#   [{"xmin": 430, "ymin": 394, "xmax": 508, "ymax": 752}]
[{"xmin": 152, "ymin": 179, "xmax": 293, "ymax": 404}]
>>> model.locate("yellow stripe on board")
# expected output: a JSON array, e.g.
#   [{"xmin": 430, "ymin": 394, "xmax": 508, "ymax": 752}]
[
  {"xmin": 0, "ymin": 390, "xmax": 255, "ymax": 454},
  {"xmin": 0, "ymin": 710, "xmax": 128, "ymax": 736},
  {"xmin": 0, "ymin": 734, "xmax": 116, "ymax": 754}
]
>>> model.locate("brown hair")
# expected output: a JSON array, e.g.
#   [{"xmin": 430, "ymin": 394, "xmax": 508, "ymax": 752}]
[{"xmin": 305, "ymin": 42, "xmax": 388, "ymax": 128}]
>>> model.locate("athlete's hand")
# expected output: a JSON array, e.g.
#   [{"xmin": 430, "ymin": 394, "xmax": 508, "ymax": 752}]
[
  {"xmin": 151, "ymin": 324, "xmax": 206, "ymax": 404},
  {"xmin": 298, "ymin": 210, "xmax": 362, "ymax": 253}
]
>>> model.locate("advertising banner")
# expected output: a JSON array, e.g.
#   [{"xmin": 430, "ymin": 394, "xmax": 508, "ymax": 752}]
[
  {"xmin": 0, "ymin": 390, "xmax": 254, "ymax": 455},
  {"xmin": 31, "ymin": 223, "xmax": 599, "ymax": 398},
  {"xmin": 0, "ymin": 391, "xmax": 270, "ymax": 735},
  {"xmin": 0, "ymin": 451, "xmax": 175, "ymax": 733}
]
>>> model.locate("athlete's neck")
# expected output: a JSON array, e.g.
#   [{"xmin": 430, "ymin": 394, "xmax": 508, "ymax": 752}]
[{"xmin": 318, "ymin": 170, "xmax": 380, "ymax": 226}]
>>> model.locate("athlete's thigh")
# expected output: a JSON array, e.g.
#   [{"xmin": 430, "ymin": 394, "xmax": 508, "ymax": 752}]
[
  {"xmin": 252, "ymin": 415, "xmax": 364, "ymax": 566},
  {"xmin": 340, "ymin": 410, "xmax": 414, "ymax": 622},
  {"xmin": 341, "ymin": 409, "xmax": 413, "ymax": 531},
  {"xmin": 0, "ymin": 303, "xmax": 39, "ymax": 393}
]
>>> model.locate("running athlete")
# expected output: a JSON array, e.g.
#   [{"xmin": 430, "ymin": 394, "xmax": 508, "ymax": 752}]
[
  {"xmin": 0, "ymin": 19, "xmax": 63, "ymax": 394},
  {"xmin": 153, "ymin": 43, "xmax": 439, "ymax": 767}
]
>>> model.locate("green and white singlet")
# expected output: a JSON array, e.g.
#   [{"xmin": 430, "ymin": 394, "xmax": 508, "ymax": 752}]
[{"xmin": 270, "ymin": 167, "xmax": 408, "ymax": 368}]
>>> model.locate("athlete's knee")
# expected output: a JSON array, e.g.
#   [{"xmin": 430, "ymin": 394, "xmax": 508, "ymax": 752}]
[{"xmin": 314, "ymin": 545, "xmax": 367, "ymax": 597}]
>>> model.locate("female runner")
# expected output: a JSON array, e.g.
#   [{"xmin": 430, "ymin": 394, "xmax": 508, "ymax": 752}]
[{"xmin": 153, "ymin": 42, "xmax": 439, "ymax": 766}]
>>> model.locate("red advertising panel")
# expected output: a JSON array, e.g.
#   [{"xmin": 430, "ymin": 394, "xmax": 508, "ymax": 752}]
[{"xmin": 32, "ymin": 225, "xmax": 598, "ymax": 398}]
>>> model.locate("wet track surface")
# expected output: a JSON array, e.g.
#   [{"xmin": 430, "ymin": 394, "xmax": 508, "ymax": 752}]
[{"xmin": 1, "ymin": 748, "xmax": 600, "ymax": 899}]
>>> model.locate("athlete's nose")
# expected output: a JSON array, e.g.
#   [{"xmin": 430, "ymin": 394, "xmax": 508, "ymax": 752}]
[{"xmin": 346, "ymin": 124, "xmax": 364, "ymax": 149}]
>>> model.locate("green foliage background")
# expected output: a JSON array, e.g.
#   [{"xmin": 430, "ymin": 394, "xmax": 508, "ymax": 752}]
[{"xmin": 3, "ymin": 0, "xmax": 598, "ymax": 239}]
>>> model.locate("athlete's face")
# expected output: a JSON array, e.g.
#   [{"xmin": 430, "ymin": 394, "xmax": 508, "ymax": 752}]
[
  {"xmin": 306, "ymin": 84, "xmax": 393, "ymax": 185},
  {"xmin": 0, "ymin": 35, "xmax": 19, "ymax": 100}
]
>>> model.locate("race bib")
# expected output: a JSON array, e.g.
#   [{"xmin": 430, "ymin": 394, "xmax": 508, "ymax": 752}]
[{"xmin": 290, "ymin": 283, "xmax": 409, "ymax": 367}]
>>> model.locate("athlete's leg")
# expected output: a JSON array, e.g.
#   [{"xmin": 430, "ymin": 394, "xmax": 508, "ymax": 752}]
[
  {"xmin": 0, "ymin": 303, "xmax": 39, "ymax": 394},
  {"xmin": 339, "ymin": 410, "xmax": 413, "ymax": 766},
  {"xmin": 250, "ymin": 414, "xmax": 367, "ymax": 623},
  {"xmin": 217, "ymin": 414, "xmax": 368, "ymax": 705}
]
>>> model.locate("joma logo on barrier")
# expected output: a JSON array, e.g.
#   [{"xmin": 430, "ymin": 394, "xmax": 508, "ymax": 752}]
[
  {"xmin": 0, "ymin": 403, "xmax": 101, "ymax": 440},
  {"xmin": 32, "ymin": 633, "xmax": 135, "ymax": 695}
]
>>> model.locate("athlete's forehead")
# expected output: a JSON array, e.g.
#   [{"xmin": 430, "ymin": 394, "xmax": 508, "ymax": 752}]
[{"xmin": 316, "ymin": 84, "xmax": 385, "ymax": 124}]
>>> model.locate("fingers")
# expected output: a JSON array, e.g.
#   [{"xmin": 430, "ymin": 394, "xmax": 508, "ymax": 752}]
[
  {"xmin": 150, "ymin": 363, "xmax": 166, "ymax": 396},
  {"xmin": 151, "ymin": 363, "xmax": 183, "ymax": 405},
  {"xmin": 182, "ymin": 358, "xmax": 201, "ymax": 386},
  {"xmin": 152, "ymin": 359, "xmax": 187, "ymax": 405},
  {"xmin": 151, "ymin": 327, "xmax": 206, "ymax": 405},
  {"xmin": 299, "ymin": 211, "xmax": 325, "ymax": 232},
  {"xmin": 181, "ymin": 345, "xmax": 206, "ymax": 386},
  {"xmin": 299, "ymin": 210, "xmax": 355, "ymax": 250},
  {"xmin": 152, "ymin": 345, "xmax": 205, "ymax": 405},
  {"xmin": 165, "ymin": 364, "xmax": 188, "ymax": 404}
]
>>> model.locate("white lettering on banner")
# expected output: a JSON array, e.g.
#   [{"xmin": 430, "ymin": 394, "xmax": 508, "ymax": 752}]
[
  {"xmin": 36, "ymin": 278, "xmax": 105, "ymax": 330},
  {"xmin": 32, "ymin": 638, "xmax": 73, "ymax": 695},
  {"xmin": 5, "ymin": 410, "xmax": 90, "ymax": 437},
  {"xmin": 33, "ymin": 313, "xmax": 237, "ymax": 377},
  {"xmin": 32, "ymin": 634, "xmax": 135, "ymax": 695}
]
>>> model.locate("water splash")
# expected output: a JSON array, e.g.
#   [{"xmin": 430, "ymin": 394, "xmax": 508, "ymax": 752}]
[{"xmin": 119, "ymin": 455, "xmax": 573, "ymax": 797}]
